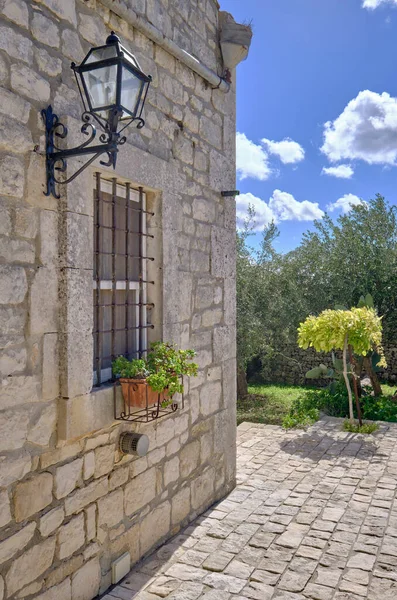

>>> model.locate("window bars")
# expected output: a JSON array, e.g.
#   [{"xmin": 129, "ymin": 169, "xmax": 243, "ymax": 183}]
[{"xmin": 93, "ymin": 173, "xmax": 154, "ymax": 386}]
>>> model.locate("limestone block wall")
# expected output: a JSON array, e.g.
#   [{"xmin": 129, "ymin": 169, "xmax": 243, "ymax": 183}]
[{"xmin": 0, "ymin": 1, "xmax": 237, "ymax": 598}]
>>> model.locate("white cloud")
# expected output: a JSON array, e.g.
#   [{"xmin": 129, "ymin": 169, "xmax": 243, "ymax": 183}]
[
  {"xmin": 236, "ymin": 133, "xmax": 305, "ymax": 181},
  {"xmin": 363, "ymin": 0, "xmax": 397, "ymax": 8},
  {"xmin": 261, "ymin": 137, "xmax": 305, "ymax": 164},
  {"xmin": 236, "ymin": 192, "xmax": 275, "ymax": 231},
  {"xmin": 269, "ymin": 190, "xmax": 324, "ymax": 222},
  {"xmin": 236, "ymin": 190, "xmax": 324, "ymax": 231},
  {"xmin": 322, "ymin": 164, "xmax": 354, "ymax": 179},
  {"xmin": 236, "ymin": 132, "xmax": 272, "ymax": 181},
  {"xmin": 322, "ymin": 90, "xmax": 397, "ymax": 165},
  {"xmin": 327, "ymin": 193, "xmax": 364, "ymax": 214}
]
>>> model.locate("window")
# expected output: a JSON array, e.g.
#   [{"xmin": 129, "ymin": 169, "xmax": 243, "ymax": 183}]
[{"xmin": 93, "ymin": 174, "xmax": 154, "ymax": 385}]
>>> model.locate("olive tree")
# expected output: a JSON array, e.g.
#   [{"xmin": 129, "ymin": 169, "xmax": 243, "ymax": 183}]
[{"xmin": 236, "ymin": 211, "xmax": 279, "ymax": 396}]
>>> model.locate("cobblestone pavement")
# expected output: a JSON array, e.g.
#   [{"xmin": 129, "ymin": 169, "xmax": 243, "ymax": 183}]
[{"xmin": 103, "ymin": 418, "xmax": 397, "ymax": 600}]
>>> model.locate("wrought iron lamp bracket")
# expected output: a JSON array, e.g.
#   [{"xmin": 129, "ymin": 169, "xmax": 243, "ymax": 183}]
[{"xmin": 39, "ymin": 105, "xmax": 144, "ymax": 199}]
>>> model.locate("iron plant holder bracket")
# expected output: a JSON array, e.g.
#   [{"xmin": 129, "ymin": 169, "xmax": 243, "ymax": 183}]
[
  {"xmin": 39, "ymin": 105, "xmax": 144, "ymax": 199},
  {"xmin": 113, "ymin": 380, "xmax": 183, "ymax": 424}
]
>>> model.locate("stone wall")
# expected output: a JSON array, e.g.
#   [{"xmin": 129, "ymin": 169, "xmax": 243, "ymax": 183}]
[
  {"xmin": 0, "ymin": 1, "xmax": 237, "ymax": 599},
  {"xmin": 259, "ymin": 343, "xmax": 397, "ymax": 386}
]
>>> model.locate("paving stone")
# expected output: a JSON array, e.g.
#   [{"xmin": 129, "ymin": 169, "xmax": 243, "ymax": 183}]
[
  {"xmin": 194, "ymin": 537, "xmax": 222, "ymax": 554},
  {"xmin": 309, "ymin": 529, "xmax": 332, "ymax": 541},
  {"xmin": 296, "ymin": 513, "xmax": 317, "ymax": 525},
  {"xmin": 325, "ymin": 541, "xmax": 351, "ymax": 557},
  {"xmin": 335, "ymin": 590, "xmax": 365, "ymax": 600},
  {"xmin": 319, "ymin": 554, "xmax": 347, "ymax": 569},
  {"xmin": 270, "ymin": 513, "xmax": 294, "ymax": 525},
  {"xmin": 295, "ymin": 545, "xmax": 322, "ymax": 560},
  {"xmin": 166, "ymin": 564, "xmax": 206, "ymax": 582},
  {"xmin": 368, "ymin": 576, "xmax": 397, "ymax": 600},
  {"xmin": 312, "ymin": 519, "xmax": 336, "ymax": 533},
  {"xmin": 322, "ymin": 508, "xmax": 345, "ymax": 522},
  {"xmin": 262, "ymin": 522, "xmax": 286, "ymax": 534},
  {"xmin": 273, "ymin": 593, "xmax": 306, "ymax": 600},
  {"xmin": 343, "ymin": 569, "xmax": 370, "ymax": 585},
  {"xmin": 332, "ymin": 530, "xmax": 357, "ymax": 545},
  {"xmin": 224, "ymin": 560, "xmax": 254, "ymax": 579},
  {"xmin": 202, "ymin": 551, "xmax": 234, "ymax": 572},
  {"xmin": 221, "ymin": 534, "xmax": 248, "ymax": 554},
  {"xmin": 353, "ymin": 541, "xmax": 378, "ymax": 555},
  {"xmin": 289, "ymin": 557, "xmax": 317, "ymax": 575},
  {"xmin": 249, "ymin": 532, "xmax": 276, "ymax": 549},
  {"xmin": 147, "ymin": 577, "xmax": 181, "ymax": 597},
  {"xmin": 207, "ymin": 522, "xmax": 235, "ymax": 539},
  {"xmin": 250, "ymin": 569, "xmax": 280, "ymax": 585},
  {"xmin": 241, "ymin": 581, "xmax": 274, "ymax": 599},
  {"xmin": 314, "ymin": 567, "xmax": 342, "ymax": 588},
  {"xmin": 265, "ymin": 545, "xmax": 295, "ymax": 563},
  {"xmin": 347, "ymin": 552, "xmax": 376, "ymax": 571},
  {"xmin": 258, "ymin": 558, "xmax": 289, "ymax": 574},
  {"xmin": 203, "ymin": 573, "xmax": 245, "ymax": 593},
  {"xmin": 303, "ymin": 536, "xmax": 327, "ymax": 550},
  {"xmin": 302, "ymin": 583, "xmax": 333, "ymax": 600},
  {"xmin": 236, "ymin": 546, "xmax": 264, "ymax": 566},
  {"xmin": 275, "ymin": 530, "xmax": 305, "ymax": 549},
  {"xmin": 200, "ymin": 592, "xmax": 230, "ymax": 600},
  {"xmin": 339, "ymin": 578, "xmax": 368, "ymax": 596},
  {"xmin": 278, "ymin": 570, "xmax": 311, "ymax": 593}
]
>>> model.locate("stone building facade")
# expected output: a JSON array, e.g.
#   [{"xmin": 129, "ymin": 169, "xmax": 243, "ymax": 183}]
[{"xmin": 0, "ymin": 1, "xmax": 238, "ymax": 598}]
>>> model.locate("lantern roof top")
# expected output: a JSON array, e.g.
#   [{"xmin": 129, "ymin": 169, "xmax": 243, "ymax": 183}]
[{"xmin": 77, "ymin": 31, "xmax": 149, "ymax": 81}]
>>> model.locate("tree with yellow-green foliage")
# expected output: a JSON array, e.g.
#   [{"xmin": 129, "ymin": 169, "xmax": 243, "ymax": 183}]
[{"xmin": 298, "ymin": 307, "xmax": 386, "ymax": 421}]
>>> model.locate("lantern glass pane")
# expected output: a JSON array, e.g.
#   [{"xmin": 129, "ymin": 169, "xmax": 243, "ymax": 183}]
[
  {"xmin": 85, "ymin": 45, "xmax": 118, "ymax": 64},
  {"xmin": 123, "ymin": 50, "xmax": 141, "ymax": 71},
  {"xmin": 83, "ymin": 64, "xmax": 117, "ymax": 110},
  {"xmin": 120, "ymin": 67, "xmax": 143, "ymax": 117}
]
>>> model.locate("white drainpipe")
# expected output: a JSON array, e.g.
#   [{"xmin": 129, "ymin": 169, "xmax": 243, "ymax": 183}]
[{"xmin": 100, "ymin": 0, "xmax": 230, "ymax": 93}]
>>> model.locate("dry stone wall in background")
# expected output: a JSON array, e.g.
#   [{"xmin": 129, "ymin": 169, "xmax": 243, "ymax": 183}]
[{"xmin": 259, "ymin": 344, "xmax": 397, "ymax": 386}]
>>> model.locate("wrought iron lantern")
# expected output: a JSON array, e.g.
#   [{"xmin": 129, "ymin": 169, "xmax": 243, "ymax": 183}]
[{"xmin": 40, "ymin": 32, "xmax": 151, "ymax": 198}]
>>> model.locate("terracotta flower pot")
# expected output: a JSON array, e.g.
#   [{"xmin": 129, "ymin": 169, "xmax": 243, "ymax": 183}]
[{"xmin": 119, "ymin": 378, "xmax": 167, "ymax": 409}]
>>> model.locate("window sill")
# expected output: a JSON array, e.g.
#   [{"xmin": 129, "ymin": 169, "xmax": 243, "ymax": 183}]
[{"xmin": 58, "ymin": 386, "xmax": 123, "ymax": 441}]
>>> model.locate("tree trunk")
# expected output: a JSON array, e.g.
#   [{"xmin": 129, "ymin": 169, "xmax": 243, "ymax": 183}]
[
  {"xmin": 349, "ymin": 345, "xmax": 362, "ymax": 426},
  {"xmin": 352, "ymin": 357, "xmax": 363, "ymax": 397},
  {"xmin": 363, "ymin": 356, "xmax": 382, "ymax": 397},
  {"xmin": 343, "ymin": 335, "xmax": 354, "ymax": 421},
  {"xmin": 237, "ymin": 366, "xmax": 248, "ymax": 398}
]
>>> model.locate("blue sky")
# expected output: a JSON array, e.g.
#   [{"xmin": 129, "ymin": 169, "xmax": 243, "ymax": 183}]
[{"xmin": 220, "ymin": 0, "xmax": 397, "ymax": 251}]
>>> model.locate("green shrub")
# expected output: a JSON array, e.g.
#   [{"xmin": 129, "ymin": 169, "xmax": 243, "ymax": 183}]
[
  {"xmin": 282, "ymin": 407, "xmax": 319, "ymax": 429},
  {"xmin": 342, "ymin": 420, "xmax": 379, "ymax": 434},
  {"xmin": 361, "ymin": 396, "xmax": 397, "ymax": 422},
  {"xmin": 283, "ymin": 381, "xmax": 397, "ymax": 430},
  {"xmin": 283, "ymin": 383, "xmax": 352, "ymax": 429},
  {"xmin": 313, "ymin": 384, "xmax": 350, "ymax": 417},
  {"xmin": 282, "ymin": 393, "xmax": 321, "ymax": 428}
]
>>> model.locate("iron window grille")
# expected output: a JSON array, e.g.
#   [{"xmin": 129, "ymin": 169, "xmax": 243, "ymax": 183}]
[{"xmin": 93, "ymin": 173, "xmax": 154, "ymax": 387}]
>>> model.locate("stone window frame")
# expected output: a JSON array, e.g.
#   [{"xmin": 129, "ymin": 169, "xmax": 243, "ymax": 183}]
[{"xmin": 92, "ymin": 176, "xmax": 150, "ymax": 386}]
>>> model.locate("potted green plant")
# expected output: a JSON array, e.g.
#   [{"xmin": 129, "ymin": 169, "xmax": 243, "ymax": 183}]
[
  {"xmin": 112, "ymin": 357, "xmax": 151, "ymax": 408},
  {"xmin": 112, "ymin": 342, "xmax": 198, "ymax": 409}
]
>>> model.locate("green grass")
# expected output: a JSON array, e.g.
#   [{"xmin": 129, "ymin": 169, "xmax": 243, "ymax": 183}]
[
  {"xmin": 237, "ymin": 381, "xmax": 397, "ymax": 427},
  {"xmin": 237, "ymin": 383, "xmax": 308, "ymax": 426}
]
